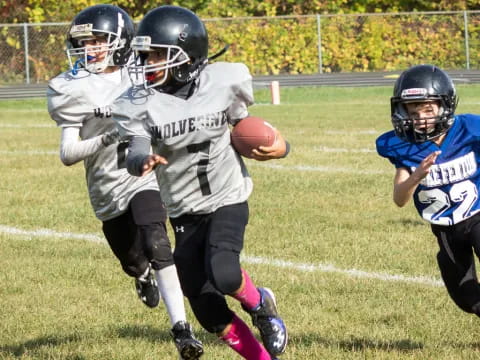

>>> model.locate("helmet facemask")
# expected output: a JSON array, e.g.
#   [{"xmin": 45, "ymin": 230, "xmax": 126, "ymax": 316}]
[
  {"xmin": 391, "ymin": 88, "xmax": 457, "ymax": 143},
  {"xmin": 128, "ymin": 35, "xmax": 201, "ymax": 89},
  {"xmin": 67, "ymin": 23, "xmax": 125, "ymax": 74}
]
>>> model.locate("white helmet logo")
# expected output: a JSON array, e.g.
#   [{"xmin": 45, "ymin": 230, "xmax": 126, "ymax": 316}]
[{"xmin": 178, "ymin": 24, "xmax": 189, "ymax": 42}]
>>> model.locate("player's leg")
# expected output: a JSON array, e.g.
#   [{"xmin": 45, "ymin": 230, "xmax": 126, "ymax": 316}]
[
  {"xmin": 467, "ymin": 218, "xmax": 480, "ymax": 315},
  {"xmin": 130, "ymin": 190, "xmax": 203, "ymax": 359},
  {"xmin": 208, "ymin": 202, "xmax": 287, "ymax": 358},
  {"xmin": 102, "ymin": 211, "xmax": 159, "ymax": 308},
  {"xmin": 171, "ymin": 212, "xmax": 271, "ymax": 359},
  {"xmin": 432, "ymin": 221, "xmax": 480, "ymax": 315},
  {"xmin": 130, "ymin": 190, "xmax": 184, "ymax": 317}
]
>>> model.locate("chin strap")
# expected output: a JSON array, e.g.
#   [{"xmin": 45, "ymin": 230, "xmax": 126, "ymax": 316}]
[
  {"xmin": 158, "ymin": 44, "xmax": 231, "ymax": 94},
  {"xmin": 208, "ymin": 44, "xmax": 230, "ymax": 62},
  {"xmin": 71, "ymin": 59, "xmax": 83, "ymax": 75},
  {"xmin": 184, "ymin": 44, "xmax": 229, "ymax": 81},
  {"xmin": 71, "ymin": 55, "xmax": 96, "ymax": 75}
]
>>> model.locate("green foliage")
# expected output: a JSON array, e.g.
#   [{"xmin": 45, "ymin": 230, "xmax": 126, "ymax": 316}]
[
  {"xmin": 3, "ymin": 2, "xmax": 480, "ymax": 82},
  {"xmin": 320, "ymin": 13, "xmax": 467, "ymax": 72},
  {"xmin": 209, "ymin": 11, "xmax": 476, "ymax": 74},
  {"xmin": 3, "ymin": 0, "xmax": 480, "ymax": 23},
  {"xmin": 207, "ymin": 17, "xmax": 319, "ymax": 75}
]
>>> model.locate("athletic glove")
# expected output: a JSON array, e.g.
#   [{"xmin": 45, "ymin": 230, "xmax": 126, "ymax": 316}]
[{"xmin": 101, "ymin": 129, "xmax": 120, "ymax": 147}]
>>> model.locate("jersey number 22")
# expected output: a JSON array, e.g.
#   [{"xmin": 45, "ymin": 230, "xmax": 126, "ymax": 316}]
[{"xmin": 418, "ymin": 180, "xmax": 478, "ymax": 225}]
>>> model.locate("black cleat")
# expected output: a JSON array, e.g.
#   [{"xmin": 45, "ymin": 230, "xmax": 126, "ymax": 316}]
[
  {"xmin": 243, "ymin": 287, "xmax": 288, "ymax": 357},
  {"xmin": 135, "ymin": 267, "xmax": 159, "ymax": 308},
  {"xmin": 171, "ymin": 321, "xmax": 204, "ymax": 360}
]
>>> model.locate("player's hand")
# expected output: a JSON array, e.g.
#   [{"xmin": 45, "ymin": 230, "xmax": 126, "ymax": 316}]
[
  {"xmin": 412, "ymin": 150, "xmax": 441, "ymax": 182},
  {"xmin": 101, "ymin": 129, "xmax": 120, "ymax": 146},
  {"xmin": 141, "ymin": 154, "xmax": 168, "ymax": 176},
  {"xmin": 251, "ymin": 128, "xmax": 287, "ymax": 161}
]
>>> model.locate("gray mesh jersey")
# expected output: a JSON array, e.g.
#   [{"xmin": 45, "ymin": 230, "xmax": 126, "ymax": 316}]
[
  {"xmin": 47, "ymin": 67, "xmax": 158, "ymax": 221},
  {"xmin": 113, "ymin": 62, "xmax": 254, "ymax": 218}
]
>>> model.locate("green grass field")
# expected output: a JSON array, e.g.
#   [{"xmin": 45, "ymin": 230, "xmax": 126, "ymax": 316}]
[{"xmin": 2, "ymin": 84, "xmax": 480, "ymax": 359}]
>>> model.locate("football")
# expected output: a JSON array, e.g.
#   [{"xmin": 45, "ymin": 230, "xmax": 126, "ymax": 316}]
[{"xmin": 231, "ymin": 116, "xmax": 276, "ymax": 158}]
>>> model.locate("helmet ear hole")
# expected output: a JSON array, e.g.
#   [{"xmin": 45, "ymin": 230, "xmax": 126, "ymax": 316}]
[{"xmin": 171, "ymin": 64, "xmax": 189, "ymax": 82}]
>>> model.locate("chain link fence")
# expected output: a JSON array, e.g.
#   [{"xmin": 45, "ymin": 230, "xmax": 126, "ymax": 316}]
[{"xmin": 2, "ymin": 10, "xmax": 480, "ymax": 85}]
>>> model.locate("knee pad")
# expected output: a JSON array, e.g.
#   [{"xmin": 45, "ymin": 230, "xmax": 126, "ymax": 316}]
[
  {"xmin": 188, "ymin": 293, "xmax": 234, "ymax": 333},
  {"xmin": 139, "ymin": 224, "xmax": 174, "ymax": 270},
  {"xmin": 451, "ymin": 297, "xmax": 475, "ymax": 314},
  {"xmin": 209, "ymin": 250, "xmax": 242, "ymax": 294},
  {"xmin": 122, "ymin": 257, "xmax": 149, "ymax": 278},
  {"xmin": 471, "ymin": 302, "xmax": 480, "ymax": 316}
]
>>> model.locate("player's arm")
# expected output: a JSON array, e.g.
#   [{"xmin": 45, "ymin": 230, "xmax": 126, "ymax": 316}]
[
  {"xmin": 226, "ymin": 64, "xmax": 290, "ymax": 161},
  {"xmin": 60, "ymin": 126, "xmax": 119, "ymax": 166},
  {"xmin": 393, "ymin": 150, "xmax": 441, "ymax": 207},
  {"xmin": 48, "ymin": 83, "xmax": 119, "ymax": 166},
  {"xmin": 251, "ymin": 127, "xmax": 290, "ymax": 161},
  {"xmin": 126, "ymin": 136, "xmax": 168, "ymax": 176}
]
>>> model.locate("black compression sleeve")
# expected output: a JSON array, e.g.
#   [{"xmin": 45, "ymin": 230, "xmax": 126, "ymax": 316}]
[{"xmin": 126, "ymin": 136, "xmax": 151, "ymax": 176}]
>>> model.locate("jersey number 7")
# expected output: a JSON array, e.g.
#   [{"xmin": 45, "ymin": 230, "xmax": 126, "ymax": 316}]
[{"xmin": 187, "ymin": 140, "xmax": 212, "ymax": 196}]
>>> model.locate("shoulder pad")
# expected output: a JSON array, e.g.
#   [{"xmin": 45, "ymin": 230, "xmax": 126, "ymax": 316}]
[
  {"xmin": 376, "ymin": 130, "xmax": 401, "ymax": 158},
  {"xmin": 458, "ymin": 114, "xmax": 480, "ymax": 137},
  {"xmin": 203, "ymin": 62, "xmax": 251, "ymax": 85}
]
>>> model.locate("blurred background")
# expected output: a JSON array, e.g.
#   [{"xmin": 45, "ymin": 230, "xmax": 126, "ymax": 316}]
[{"xmin": 3, "ymin": 0, "xmax": 480, "ymax": 86}]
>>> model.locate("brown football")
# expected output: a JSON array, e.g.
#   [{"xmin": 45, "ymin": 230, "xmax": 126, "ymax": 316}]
[{"xmin": 231, "ymin": 116, "xmax": 276, "ymax": 158}]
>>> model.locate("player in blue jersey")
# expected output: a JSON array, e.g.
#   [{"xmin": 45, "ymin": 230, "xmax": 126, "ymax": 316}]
[{"xmin": 376, "ymin": 64, "xmax": 480, "ymax": 317}]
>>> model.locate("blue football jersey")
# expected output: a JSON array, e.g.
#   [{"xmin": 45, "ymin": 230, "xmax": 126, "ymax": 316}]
[{"xmin": 376, "ymin": 114, "xmax": 480, "ymax": 225}]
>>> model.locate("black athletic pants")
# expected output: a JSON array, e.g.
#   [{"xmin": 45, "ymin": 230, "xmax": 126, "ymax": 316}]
[
  {"xmin": 102, "ymin": 190, "xmax": 173, "ymax": 278},
  {"xmin": 431, "ymin": 212, "xmax": 480, "ymax": 316},
  {"xmin": 170, "ymin": 202, "xmax": 249, "ymax": 334}
]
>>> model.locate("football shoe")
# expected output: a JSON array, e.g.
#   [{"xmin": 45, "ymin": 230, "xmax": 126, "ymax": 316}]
[
  {"xmin": 171, "ymin": 320, "xmax": 204, "ymax": 360},
  {"xmin": 242, "ymin": 287, "xmax": 288, "ymax": 357},
  {"xmin": 134, "ymin": 266, "xmax": 159, "ymax": 308}
]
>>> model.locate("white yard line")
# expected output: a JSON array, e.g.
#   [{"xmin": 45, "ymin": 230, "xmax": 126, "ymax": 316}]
[
  {"xmin": 0, "ymin": 147, "xmax": 380, "ymax": 155},
  {"xmin": 250, "ymin": 162, "xmax": 390, "ymax": 175},
  {"xmin": 245, "ymin": 255, "xmax": 442, "ymax": 287},
  {"xmin": 314, "ymin": 146, "xmax": 376, "ymax": 153},
  {"xmin": 325, "ymin": 129, "xmax": 380, "ymax": 135},
  {"xmin": 0, "ymin": 148, "xmax": 390, "ymax": 175},
  {"xmin": 0, "ymin": 150, "xmax": 57, "ymax": 155},
  {"xmin": 0, "ymin": 224, "xmax": 443, "ymax": 287},
  {"xmin": 0, "ymin": 123, "xmax": 53, "ymax": 128},
  {"xmin": 0, "ymin": 225, "xmax": 105, "ymax": 244}
]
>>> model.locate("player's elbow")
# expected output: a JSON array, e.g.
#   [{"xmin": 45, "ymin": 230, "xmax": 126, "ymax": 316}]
[
  {"xmin": 393, "ymin": 196, "xmax": 408, "ymax": 208},
  {"xmin": 59, "ymin": 151, "xmax": 79, "ymax": 166},
  {"xmin": 60, "ymin": 156, "xmax": 75, "ymax": 166}
]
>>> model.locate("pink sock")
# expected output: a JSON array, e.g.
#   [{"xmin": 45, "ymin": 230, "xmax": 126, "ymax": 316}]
[
  {"xmin": 232, "ymin": 269, "xmax": 261, "ymax": 310},
  {"xmin": 221, "ymin": 313, "xmax": 271, "ymax": 360}
]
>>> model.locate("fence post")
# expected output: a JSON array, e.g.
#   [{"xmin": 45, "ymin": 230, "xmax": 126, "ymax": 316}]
[
  {"xmin": 316, "ymin": 14, "xmax": 323, "ymax": 74},
  {"xmin": 464, "ymin": 11, "xmax": 470, "ymax": 70},
  {"xmin": 23, "ymin": 23, "xmax": 30, "ymax": 84}
]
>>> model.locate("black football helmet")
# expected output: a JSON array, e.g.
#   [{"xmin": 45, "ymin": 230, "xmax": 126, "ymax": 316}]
[
  {"xmin": 391, "ymin": 64, "xmax": 458, "ymax": 143},
  {"xmin": 66, "ymin": 4, "xmax": 134, "ymax": 74},
  {"xmin": 129, "ymin": 5, "xmax": 209, "ymax": 89}
]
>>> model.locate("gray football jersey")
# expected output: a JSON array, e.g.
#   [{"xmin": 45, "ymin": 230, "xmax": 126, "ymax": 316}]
[
  {"xmin": 113, "ymin": 62, "xmax": 254, "ymax": 218},
  {"xmin": 47, "ymin": 67, "xmax": 158, "ymax": 221}
]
